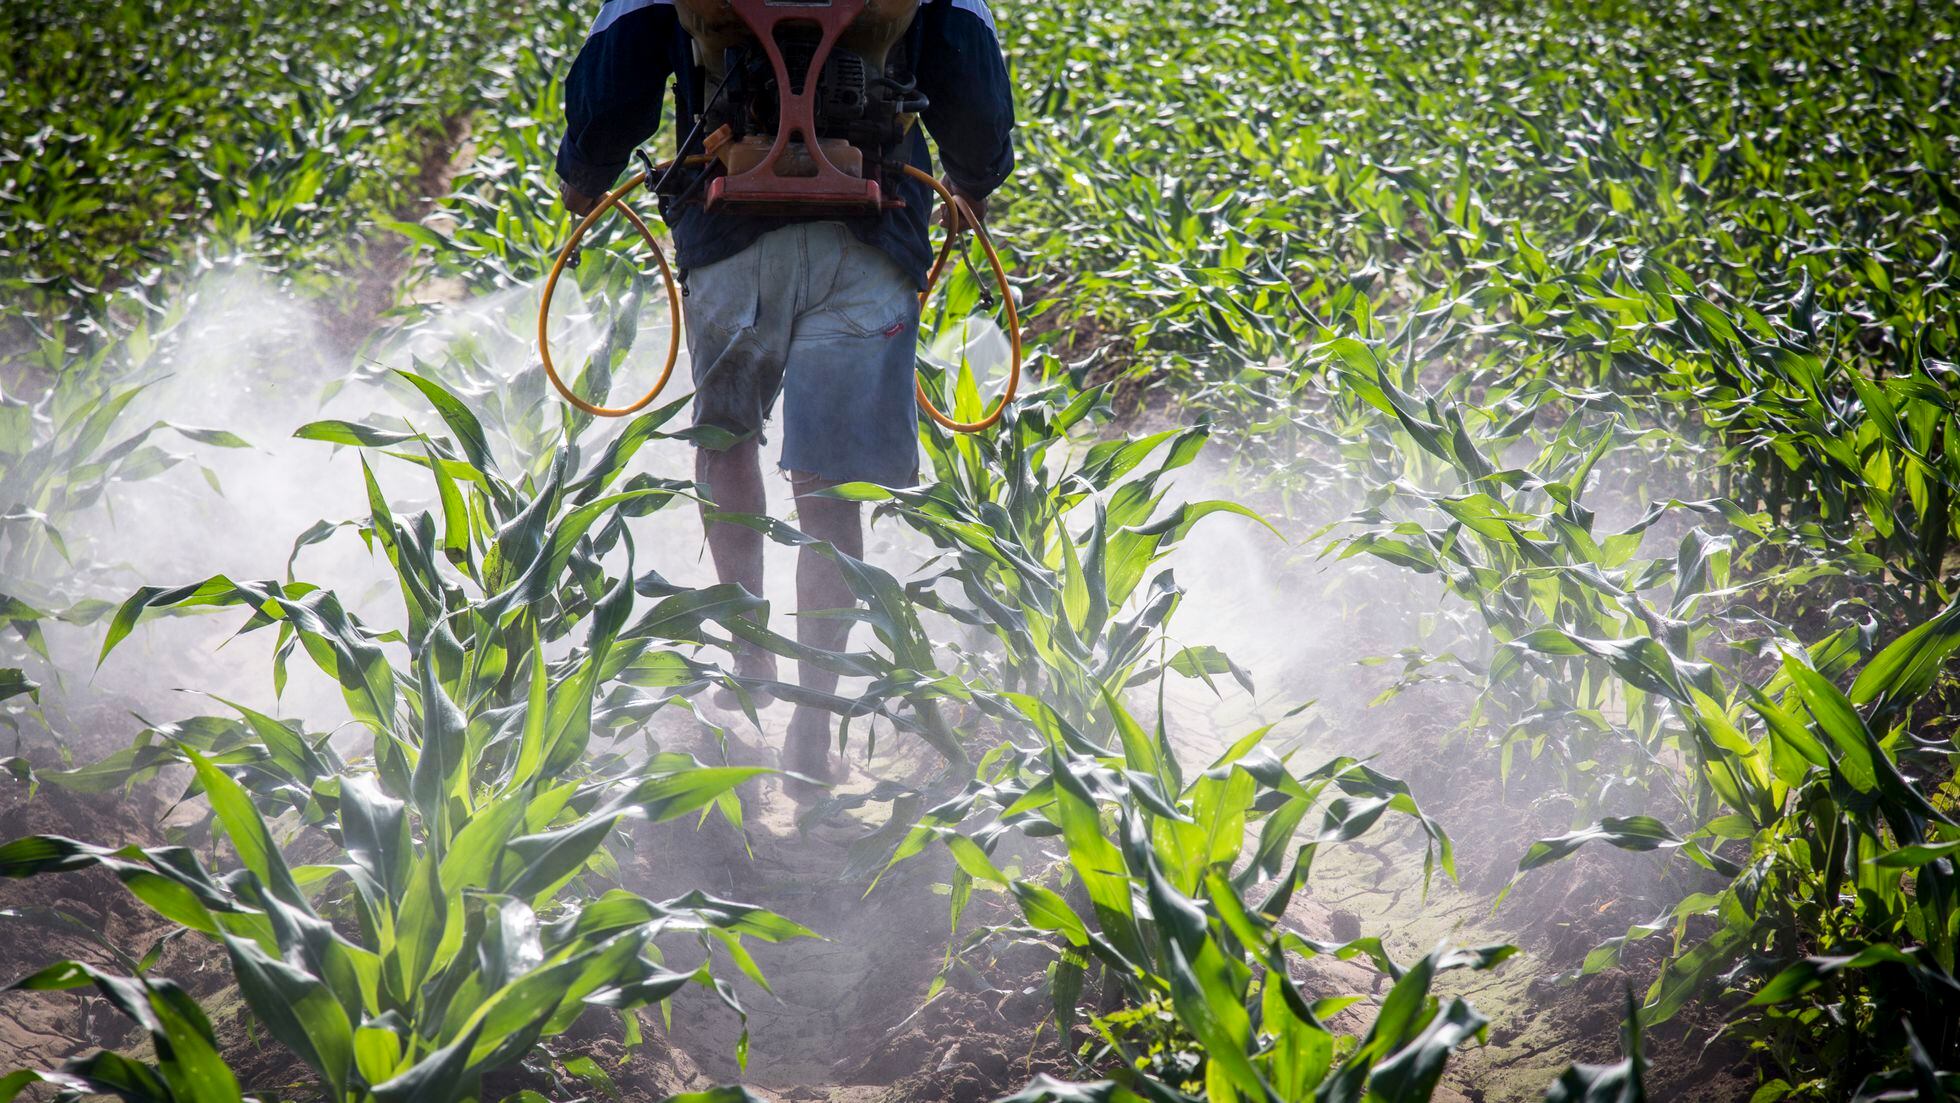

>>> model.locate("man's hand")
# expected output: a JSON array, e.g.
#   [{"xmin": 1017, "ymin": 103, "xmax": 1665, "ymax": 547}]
[
  {"xmin": 939, "ymin": 177, "xmax": 987, "ymax": 230},
  {"xmin": 561, "ymin": 179, "xmax": 603, "ymax": 218}
]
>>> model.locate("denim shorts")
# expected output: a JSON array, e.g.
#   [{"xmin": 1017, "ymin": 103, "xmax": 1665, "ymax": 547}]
[{"xmin": 683, "ymin": 222, "xmax": 922, "ymax": 487}]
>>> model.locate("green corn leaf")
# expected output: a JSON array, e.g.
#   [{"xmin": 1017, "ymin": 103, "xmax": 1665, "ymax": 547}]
[
  {"xmin": 944, "ymin": 833, "xmax": 1008, "ymax": 885},
  {"xmin": 412, "ymin": 642, "xmax": 471, "ymax": 835},
  {"xmin": 339, "ymin": 774, "xmax": 412, "ymax": 904},
  {"xmin": 295, "ymin": 420, "xmax": 423, "ymax": 449},
  {"xmin": 1746, "ymin": 944, "xmax": 1926, "ymax": 1007},
  {"xmin": 462, "ymin": 933, "xmax": 644, "ymax": 1067},
  {"xmin": 499, "ymin": 814, "xmax": 618, "ymax": 903},
  {"xmin": 426, "ymin": 440, "xmax": 474, "ymax": 569},
  {"xmin": 180, "ymin": 744, "xmax": 307, "ymax": 908},
  {"xmin": 0, "ymin": 668, "xmax": 36, "ymax": 704},
  {"xmin": 561, "ymin": 1056, "xmax": 621, "ymax": 1102},
  {"xmin": 440, "ymin": 793, "xmax": 529, "ymax": 893},
  {"xmin": 1849, "ymin": 599, "xmax": 1960, "ymax": 724},
  {"xmin": 0, "ymin": 1070, "xmax": 89, "ymax": 1103},
  {"xmin": 220, "ymin": 933, "xmax": 354, "ymax": 1097},
  {"xmin": 1780, "ymin": 657, "xmax": 1878, "ymax": 793},
  {"xmin": 1522, "ymin": 816, "xmax": 1682, "ymax": 870},
  {"xmin": 509, "ymin": 626, "xmax": 549, "ymax": 791},
  {"xmin": 1011, "ymin": 882, "xmax": 1090, "ymax": 947},
  {"xmin": 607, "ymin": 766, "xmax": 771, "ymax": 823},
  {"xmin": 1366, "ymin": 997, "xmax": 1490, "ymax": 1102},
  {"xmin": 394, "ymin": 367, "xmax": 493, "ymax": 476},
  {"xmin": 36, "ymin": 963, "xmax": 242, "ymax": 1103},
  {"xmin": 371, "ymin": 1019, "xmax": 485, "ymax": 1103},
  {"xmin": 390, "ymin": 850, "xmax": 448, "ymax": 1001},
  {"xmin": 658, "ymin": 1088, "xmax": 773, "ymax": 1103},
  {"xmin": 1502, "ymin": 817, "xmax": 1684, "ymax": 910},
  {"xmin": 1870, "ymin": 840, "xmax": 1960, "ymax": 869},
  {"xmin": 355, "ymin": 1018, "xmax": 408, "ymax": 1086},
  {"xmin": 1644, "ymin": 925, "xmax": 1743, "ymax": 1023}
]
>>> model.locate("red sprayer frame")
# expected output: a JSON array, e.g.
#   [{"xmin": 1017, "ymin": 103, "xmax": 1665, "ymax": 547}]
[{"xmin": 706, "ymin": 0, "xmax": 884, "ymax": 213}]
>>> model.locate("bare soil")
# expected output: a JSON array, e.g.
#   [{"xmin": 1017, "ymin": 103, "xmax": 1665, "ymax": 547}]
[
  {"xmin": 611, "ymin": 709, "xmax": 1071, "ymax": 1103},
  {"xmin": 0, "ymin": 778, "xmax": 220, "ymax": 1071}
]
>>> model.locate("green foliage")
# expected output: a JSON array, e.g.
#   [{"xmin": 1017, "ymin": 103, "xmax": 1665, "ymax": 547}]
[
  {"xmin": 1, "ymin": 961, "xmax": 243, "ymax": 1103},
  {"xmin": 1, "ymin": 373, "xmax": 813, "ymax": 1102},
  {"xmin": 807, "ymin": 376, "xmax": 1504, "ymax": 1099},
  {"xmin": 0, "ymin": 750, "xmax": 794, "ymax": 1103},
  {"xmin": 988, "ymin": 0, "xmax": 1960, "ymax": 1092},
  {"xmin": 0, "ymin": 0, "xmax": 520, "ymax": 329},
  {"xmin": 888, "ymin": 686, "xmax": 1489, "ymax": 1101},
  {"xmin": 10, "ymin": 0, "xmax": 1960, "ymax": 1096},
  {"xmin": 0, "ymin": 0, "xmax": 582, "ymax": 686}
]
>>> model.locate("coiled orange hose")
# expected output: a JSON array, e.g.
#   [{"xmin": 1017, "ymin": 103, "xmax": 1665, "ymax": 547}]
[
  {"xmin": 536, "ymin": 159, "xmax": 1020, "ymax": 432},
  {"xmin": 537, "ymin": 165, "xmax": 686, "ymax": 418},
  {"xmin": 902, "ymin": 163, "xmax": 1022, "ymax": 433}
]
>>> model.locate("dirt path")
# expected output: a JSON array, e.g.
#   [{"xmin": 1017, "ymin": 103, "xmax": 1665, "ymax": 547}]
[{"xmin": 608, "ymin": 708, "xmax": 1063, "ymax": 1103}]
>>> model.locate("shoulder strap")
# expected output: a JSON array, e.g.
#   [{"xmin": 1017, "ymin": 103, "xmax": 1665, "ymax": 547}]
[
  {"xmin": 949, "ymin": 0, "xmax": 997, "ymax": 37},
  {"xmin": 588, "ymin": 0, "xmax": 672, "ymax": 37}
]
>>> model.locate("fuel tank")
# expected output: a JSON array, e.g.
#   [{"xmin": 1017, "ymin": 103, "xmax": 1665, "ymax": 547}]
[{"xmin": 673, "ymin": 0, "xmax": 921, "ymax": 77}]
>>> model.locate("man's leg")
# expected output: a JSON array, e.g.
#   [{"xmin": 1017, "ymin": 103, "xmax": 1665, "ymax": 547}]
[
  {"xmin": 783, "ymin": 471, "xmax": 862, "ymax": 785},
  {"xmin": 773, "ymin": 225, "xmax": 918, "ymax": 796},
  {"xmin": 697, "ymin": 438, "xmax": 778, "ymax": 699}
]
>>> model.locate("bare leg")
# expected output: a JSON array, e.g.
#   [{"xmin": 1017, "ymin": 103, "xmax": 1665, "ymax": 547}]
[
  {"xmin": 697, "ymin": 439, "xmax": 777, "ymax": 699},
  {"xmin": 783, "ymin": 471, "xmax": 862, "ymax": 791}
]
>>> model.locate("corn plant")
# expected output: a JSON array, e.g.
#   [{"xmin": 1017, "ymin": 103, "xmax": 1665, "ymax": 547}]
[
  {"xmin": 786, "ymin": 378, "xmax": 1503, "ymax": 1098},
  {"xmin": 0, "ymin": 309, "xmax": 253, "ymax": 709},
  {"xmin": 9, "ymin": 0, "xmax": 1960, "ymax": 1097},
  {"xmin": 0, "ymin": 960, "xmax": 245, "ymax": 1103},
  {"xmin": 1313, "ymin": 332, "xmax": 1766, "ymax": 818},
  {"xmin": 1309, "ymin": 322, "xmax": 1960, "ymax": 1090},
  {"xmin": 0, "ymin": 370, "xmax": 815, "ymax": 1101},
  {"xmin": 1544, "ymin": 260, "xmax": 1960, "ymax": 611},
  {"xmin": 0, "ymin": 742, "xmax": 799, "ymax": 1103},
  {"xmin": 834, "ymin": 383, "xmax": 1269, "ymax": 725},
  {"xmin": 881, "ymin": 671, "xmax": 1497, "ymax": 1101},
  {"xmin": 1500, "ymin": 602, "xmax": 1960, "ymax": 1095},
  {"xmin": 0, "ymin": 0, "xmax": 523, "ymax": 332},
  {"xmin": 404, "ymin": 18, "xmax": 588, "ymax": 297},
  {"xmin": 1, "ymin": 375, "xmax": 248, "ymax": 582}
]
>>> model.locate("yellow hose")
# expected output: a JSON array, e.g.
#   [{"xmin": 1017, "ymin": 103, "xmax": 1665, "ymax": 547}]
[
  {"xmin": 537, "ymin": 166, "xmax": 685, "ymax": 418},
  {"xmin": 535, "ymin": 159, "xmax": 1021, "ymax": 432},
  {"xmin": 902, "ymin": 163, "xmax": 1022, "ymax": 434}
]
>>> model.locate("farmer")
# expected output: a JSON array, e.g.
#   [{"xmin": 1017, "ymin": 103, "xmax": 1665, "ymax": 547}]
[{"xmin": 555, "ymin": 0, "xmax": 1015, "ymax": 793}]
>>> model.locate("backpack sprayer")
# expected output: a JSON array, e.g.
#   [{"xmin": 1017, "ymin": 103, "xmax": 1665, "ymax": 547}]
[{"xmin": 536, "ymin": 0, "xmax": 1021, "ymax": 432}]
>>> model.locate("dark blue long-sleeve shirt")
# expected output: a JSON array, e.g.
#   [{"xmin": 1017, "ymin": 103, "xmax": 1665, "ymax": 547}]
[{"xmin": 555, "ymin": 0, "xmax": 1015, "ymax": 287}]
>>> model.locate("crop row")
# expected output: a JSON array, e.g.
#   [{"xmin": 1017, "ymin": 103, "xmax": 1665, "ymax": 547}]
[
  {"xmin": 996, "ymin": 0, "xmax": 1960, "ymax": 1095},
  {"xmin": 8, "ymin": 0, "xmax": 1959, "ymax": 1099}
]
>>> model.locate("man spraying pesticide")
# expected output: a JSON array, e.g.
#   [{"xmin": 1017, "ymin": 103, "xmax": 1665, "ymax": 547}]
[{"xmin": 545, "ymin": 0, "xmax": 1018, "ymax": 797}]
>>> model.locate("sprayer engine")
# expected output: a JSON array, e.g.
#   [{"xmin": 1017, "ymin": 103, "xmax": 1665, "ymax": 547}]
[{"xmin": 668, "ymin": 0, "xmax": 927, "ymax": 216}]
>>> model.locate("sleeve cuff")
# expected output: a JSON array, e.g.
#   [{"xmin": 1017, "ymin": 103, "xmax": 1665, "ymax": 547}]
[
  {"xmin": 945, "ymin": 148, "xmax": 1015, "ymax": 201},
  {"xmin": 555, "ymin": 137, "xmax": 627, "ymax": 199}
]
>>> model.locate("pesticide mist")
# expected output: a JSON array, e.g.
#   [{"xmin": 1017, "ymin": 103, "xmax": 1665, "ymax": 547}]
[{"xmin": 6, "ymin": 0, "xmax": 1960, "ymax": 1101}]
